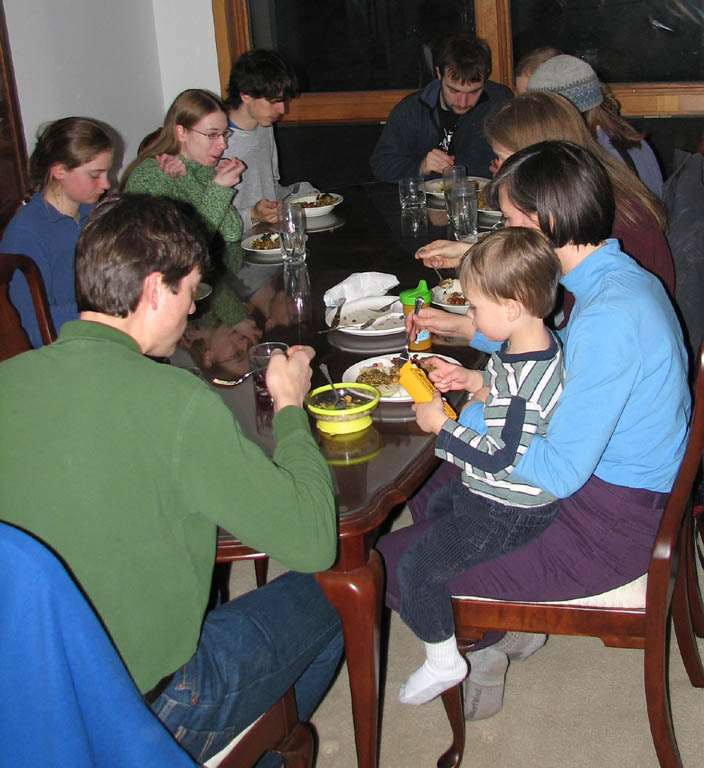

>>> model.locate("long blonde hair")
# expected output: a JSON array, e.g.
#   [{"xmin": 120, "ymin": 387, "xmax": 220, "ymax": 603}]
[
  {"xmin": 485, "ymin": 91, "xmax": 665, "ymax": 230},
  {"xmin": 121, "ymin": 89, "xmax": 225, "ymax": 188}
]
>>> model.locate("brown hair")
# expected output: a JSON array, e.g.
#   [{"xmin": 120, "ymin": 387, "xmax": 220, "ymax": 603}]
[
  {"xmin": 484, "ymin": 91, "xmax": 665, "ymax": 230},
  {"xmin": 458, "ymin": 227, "xmax": 560, "ymax": 318},
  {"xmin": 75, "ymin": 194, "xmax": 210, "ymax": 317},
  {"xmin": 435, "ymin": 34, "xmax": 492, "ymax": 83},
  {"xmin": 29, "ymin": 117, "xmax": 114, "ymax": 193},
  {"xmin": 121, "ymin": 89, "xmax": 225, "ymax": 188},
  {"xmin": 584, "ymin": 83, "xmax": 645, "ymax": 152}
]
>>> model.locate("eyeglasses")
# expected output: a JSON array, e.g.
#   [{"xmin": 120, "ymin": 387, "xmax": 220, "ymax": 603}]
[{"xmin": 188, "ymin": 128, "xmax": 233, "ymax": 142}]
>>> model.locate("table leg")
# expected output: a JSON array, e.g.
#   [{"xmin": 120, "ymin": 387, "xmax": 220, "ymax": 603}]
[{"xmin": 316, "ymin": 549, "xmax": 384, "ymax": 768}]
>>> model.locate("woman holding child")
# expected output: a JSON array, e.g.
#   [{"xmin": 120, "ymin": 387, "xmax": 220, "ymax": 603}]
[{"xmin": 377, "ymin": 140, "xmax": 689, "ymax": 718}]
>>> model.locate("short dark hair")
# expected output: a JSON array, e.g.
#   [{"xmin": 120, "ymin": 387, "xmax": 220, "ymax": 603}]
[
  {"xmin": 490, "ymin": 140, "xmax": 614, "ymax": 248},
  {"xmin": 436, "ymin": 34, "xmax": 492, "ymax": 83},
  {"xmin": 75, "ymin": 194, "xmax": 210, "ymax": 317},
  {"xmin": 227, "ymin": 49, "xmax": 299, "ymax": 109},
  {"xmin": 459, "ymin": 227, "xmax": 560, "ymax": 318}
]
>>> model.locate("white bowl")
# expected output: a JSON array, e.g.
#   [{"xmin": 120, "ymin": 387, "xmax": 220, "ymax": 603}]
[{"xmin": 291, "ymin": 193, "xmax": 343, "ymax": 218}]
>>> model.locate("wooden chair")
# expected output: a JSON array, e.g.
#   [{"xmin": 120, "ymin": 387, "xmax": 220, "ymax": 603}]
[
  {"xmin": 0, "ymin": 252, "xmax": 56, "ymax": 360},
  {"xmin": 437, "ymin": 342, "xmax": 704, "ymax": 768}
]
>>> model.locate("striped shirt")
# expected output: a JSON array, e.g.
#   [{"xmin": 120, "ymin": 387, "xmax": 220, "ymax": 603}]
[{"xmin": 436, "ymin": 330, "xmax": 564, "ymax": 507}]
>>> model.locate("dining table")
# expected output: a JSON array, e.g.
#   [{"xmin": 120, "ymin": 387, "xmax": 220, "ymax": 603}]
[{"xmin": 182, "ymin": 181, "xmax": 488, "ymax": 768}]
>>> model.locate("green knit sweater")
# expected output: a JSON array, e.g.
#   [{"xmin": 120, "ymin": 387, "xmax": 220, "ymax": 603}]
[
  {"xmin": 124, "ymin": 156, "xmax": 247, "ymax": 326},
  {"xmin": 0, "ymin": 320, "xmax": 337, "ymax": 691}
]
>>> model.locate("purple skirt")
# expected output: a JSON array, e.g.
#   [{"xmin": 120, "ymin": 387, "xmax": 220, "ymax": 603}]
[{"xmin": 377, "ymin": 464, "xmax": 669, "ymax": 611}]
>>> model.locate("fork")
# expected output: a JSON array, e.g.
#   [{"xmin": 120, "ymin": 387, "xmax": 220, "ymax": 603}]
[
  {"xmin": 370, "ymin": 298, "xmax": 399, "ymax": 313},
  {"xmin": 317, "ymin": 317, "xmax": 377, "ymax": 334}
]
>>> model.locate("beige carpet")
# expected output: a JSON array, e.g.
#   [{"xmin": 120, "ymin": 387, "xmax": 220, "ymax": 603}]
[{"xmin": 230, "ymin": 505, "xmax": 704, "ymax": 767}]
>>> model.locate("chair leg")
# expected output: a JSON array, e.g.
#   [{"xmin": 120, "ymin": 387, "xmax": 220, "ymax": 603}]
[
  {"xmin": 672, "ymin": 541, "xmax": 704, "ymax": 687},
  {"xmin": 643, "ymin": 621, "xmax": 683, "ymax": 768},
  {"xmin": 689, "ymin": 515, "xmax": 704, "ymax": 637},
  {"xmin": 438, "ymin": 684, "xmax": 465, "ymax": 768},
  {"xmin": 254, "ymin": 557, "xmax": 269, "ymax": 588},
  {"xmin": 278, "ymin": 721, "xmax": 315, "ymax": 768}
]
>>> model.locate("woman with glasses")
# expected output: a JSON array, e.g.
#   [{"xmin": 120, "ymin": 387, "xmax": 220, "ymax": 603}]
[{"xmin": 122, "ymin": 89, "xmax": 254, "ymax": 335}]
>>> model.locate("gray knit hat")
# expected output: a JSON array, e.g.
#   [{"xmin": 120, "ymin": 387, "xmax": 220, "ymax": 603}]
[{"xmin": 526, "ymin": 54, "xmax": 603, "ymax": 112}]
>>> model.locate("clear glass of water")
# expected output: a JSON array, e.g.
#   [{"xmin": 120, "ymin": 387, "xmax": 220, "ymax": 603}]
[
  {"xmin": 450, "ymin": 179, "xmax": 478, "ymax": 242},
  {"xmin": 278, "ymin": 201, "xmax": 306, "ymax": 263},
  {"xmin": 443, "ymin": 165, "xmax": 467, "ymax": 217}
]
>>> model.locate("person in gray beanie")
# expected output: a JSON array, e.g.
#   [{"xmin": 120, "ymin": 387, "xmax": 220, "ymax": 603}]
[{"xmin": 527, "ymin": 54, "xmax": 663, "ymax": 197}]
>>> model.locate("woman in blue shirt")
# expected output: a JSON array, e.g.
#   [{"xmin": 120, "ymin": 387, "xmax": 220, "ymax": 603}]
[{"xmin": 1, "ymin": 117, "xmax": 114, "ymax": 347}]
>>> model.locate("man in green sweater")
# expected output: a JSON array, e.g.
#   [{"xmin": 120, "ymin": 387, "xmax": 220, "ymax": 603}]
[{"xmin": 0, "ymin": 194, "xmax": 342, "ymax": 765}]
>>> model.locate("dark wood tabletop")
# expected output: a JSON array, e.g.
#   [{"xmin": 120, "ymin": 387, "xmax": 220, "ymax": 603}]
[{"xmin": 200, "ymin": 182, "xmax": 486, "ymax": 768}]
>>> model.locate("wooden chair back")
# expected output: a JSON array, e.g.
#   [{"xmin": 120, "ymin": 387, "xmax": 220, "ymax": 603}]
[
  {"xmin": 0, "ymin": 252, "xmax": 56, "ymax": 360},
  {"xmin": 436, "ymin": 341, "xmax": 704, "ymax": 768}
]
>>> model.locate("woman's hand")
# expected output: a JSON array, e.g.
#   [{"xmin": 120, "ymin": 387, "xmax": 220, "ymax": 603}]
[
  {"xmin": 405, "ymin": 306, "xmax": 475, "ymax": 341},
  {"xmin": 213, "ymin": 157, "xmax": 245, "ymax": 187},
  {"xmin": 156, "ymin": 154, "xmax": 186, "ymax": 179},
  {"xmin": 414, "ymin": 239, "xmax": 470, "ymax": 269},
  {"xmin": 232, "ymin": 316, "xmax": 261, "ymax": 344}
]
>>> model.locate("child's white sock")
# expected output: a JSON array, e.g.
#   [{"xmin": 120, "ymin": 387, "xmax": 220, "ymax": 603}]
[{"xmin": 398, "ymin": 636, "xmax": 468, "ymax": 706}]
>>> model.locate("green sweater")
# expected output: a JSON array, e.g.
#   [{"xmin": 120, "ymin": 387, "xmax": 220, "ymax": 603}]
[
  {"xmin": 0, "ymin": 321, "xmax": 337, "ymax": 691},
  {"xmin": 124, "ymin": 156, "xmax": 247, "ymax": 326}
]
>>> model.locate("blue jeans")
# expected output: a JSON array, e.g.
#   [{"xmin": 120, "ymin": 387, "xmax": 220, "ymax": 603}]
[
  {"xmin": 397, "ymin": 474, "xmax": 559, "ymax": 642},
  {"xmin": 149, "ymin": 571, "xmax": 343, "ymax": 766}
]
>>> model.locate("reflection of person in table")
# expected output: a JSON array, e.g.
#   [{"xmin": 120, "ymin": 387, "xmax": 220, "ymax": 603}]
[
  {"xmin": 0, "ymin": 194, "xmax": 343, "ymax": 765},
  {"xmin": 1, "ymin": 117, "xmax": 114, "ymax": 348},
  {"xmin": 370, "ymin": 33, "xmax": 512, "ymax": 182},
  {"xmin": 223, "ymin": 48, "xmax": 316, "ymax": 229},
  {"xmin": 395, "ymin": 227, "xmax": 564, "ymax": 707},
  {"xmin": 377, "ymin": 140, "xmax": 689, "ymax": 722},
  {"xmin": 417, "ymin": 91, "xmax": 674, "ymax": 322},
  {"xmin": 121, "ymin": 89, "xmax": 256, "ymax": 340}
]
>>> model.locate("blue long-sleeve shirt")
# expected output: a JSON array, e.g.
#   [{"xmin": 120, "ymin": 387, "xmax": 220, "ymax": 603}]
[
  {"xmin": 1, "ymin": 194, "xmax": 91, "ymax": 347},
  {"xmin": 471, "ymin": 239, "xmax": 689, "ymax": 497}
]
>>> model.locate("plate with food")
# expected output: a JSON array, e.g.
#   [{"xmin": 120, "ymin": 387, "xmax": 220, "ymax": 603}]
[
  {"xmin": 291, "ymin": 192, "xmax": 344, "ymax": 218},
  {"xmin": 324, "ymin": 296, "xmax": 405, "ymax": 336},
  {"xmin": 194, "ymin": 282, "xmax": 212, "ymax": 301},
  {"xmin": 431, "ymin": 278, "xmax": 469, "ymax": 314},
  {"xmin": 242, "ymin": 232, "xmax": 281, "ymax": 254},
  {"xmin": 342, "ymin": 352, "xmax": 461, "ymax": 402}
]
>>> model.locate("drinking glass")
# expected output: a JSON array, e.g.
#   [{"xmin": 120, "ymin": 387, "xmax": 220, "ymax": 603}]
[
  {"xmin": 283, "ymin": 262, "xmax": 312, "ymax": 327},
  {"xmin": 278, "ymin": 201, "xmax": 306, "ymax": 264},
  {"xmin": 443, "ymin": 165, "xmax": 467, "ymax": 217},
  {"xmin": 450, "ymin": 179, "xmax": 478, "ymax": 243},
  {"xmin": 248, "ymin": 341, "xmax": 290, "ymax": 408},
  {"xmin": 398, "ymin": 176, "xmax": 427, "ymax": 209}
]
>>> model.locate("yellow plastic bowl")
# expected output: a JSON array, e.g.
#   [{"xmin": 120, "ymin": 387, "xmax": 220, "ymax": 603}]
[{"xmin": 305, "ymin": 382, "xmax": 380, "ymax": 435}]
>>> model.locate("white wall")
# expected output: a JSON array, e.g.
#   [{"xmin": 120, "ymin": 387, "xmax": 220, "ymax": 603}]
[{"xmin": 4, "ymin": 0, "xmax": 221, "ymax": 174}]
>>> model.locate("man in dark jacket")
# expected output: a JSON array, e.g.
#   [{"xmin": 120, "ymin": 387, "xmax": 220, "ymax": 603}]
[{"xmin": 370, "ymin": 34, "xmax": 512, "ymax": 182}]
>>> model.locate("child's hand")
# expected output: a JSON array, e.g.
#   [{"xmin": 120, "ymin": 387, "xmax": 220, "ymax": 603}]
[
  {"xmin": 413, "ymin": 390, "xmax": 450, "ymax": 434},
  {"xmin": 428, "ymin": 359, "xmax": 482, "ymax": 393}
]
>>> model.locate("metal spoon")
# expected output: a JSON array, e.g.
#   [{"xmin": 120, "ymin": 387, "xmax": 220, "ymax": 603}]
[
  {"xmin": 212, "ymin": 370, "xmax": 257, "ymax": 387},
  {"xmin": 319, "ymin": 363, "xmax": 347, "ymax": 409},
  {"xmin": 317, "ymin": 316, "xmax": 377, "ymax": 334}
]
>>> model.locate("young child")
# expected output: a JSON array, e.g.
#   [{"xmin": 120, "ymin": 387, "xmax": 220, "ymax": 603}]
[{"xmin": 396, "ymin": 226, "xmax": 564, "ymax": 708}]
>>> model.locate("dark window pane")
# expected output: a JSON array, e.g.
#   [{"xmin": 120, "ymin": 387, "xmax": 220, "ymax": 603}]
[
  {"xmin": 249, "ymin": 0, "xmax": 476, "ymax": 92},
  {"xmin": 511, "ymin": 0, "xmax": 704, "ymax": 82}
]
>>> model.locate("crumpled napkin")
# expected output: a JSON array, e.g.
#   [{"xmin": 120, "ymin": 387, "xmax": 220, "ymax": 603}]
[{"xmin": 323, "ymin": 272, "xmax": 399, "ymax": 306}]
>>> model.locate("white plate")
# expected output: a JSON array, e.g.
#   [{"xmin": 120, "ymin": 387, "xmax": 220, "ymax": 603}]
[
  {"xmin": 242, "ymin": 232, "xmax": 281, "ymax": 255},
  {"xmin": 424, "ymin": 177, "xmax": 501, "ymax": 215},
  {"xmin": 324, "ymin": 296, "xmax": 405, "ymax": 336},
  {"xmin": 342, "ymin": 353, "xmax": 461, "ymax": 402},
  {"xmin": 305, "ymin": 212, "xmax": 345, "ymax": 233},
  {"xmin": 194, "ymin": 282, "xmax": 212, "ymax": 301},
  {"xmin": 431, "ymin": 280, "xmax": 470, "ymax": 315},
  {"xmin": 292, "ymin": 193, "xmax": 344, "ymax": 218}
]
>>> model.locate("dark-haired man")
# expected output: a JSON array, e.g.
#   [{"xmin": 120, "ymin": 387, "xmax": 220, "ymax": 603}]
[
  {"xmin": 223, "ymin": 48, "xmax": 316, "ymax": 228},
  {"xmin": 0, "ymin": 194, "xmax": 342, "ymax": 765},
  {"xmin": 370, "ymin": 34, "xmax": 512, "ymax": 182}
]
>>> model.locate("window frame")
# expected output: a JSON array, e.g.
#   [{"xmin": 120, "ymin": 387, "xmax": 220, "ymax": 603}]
[{"xmin": 212, "ymin": 0, "xmax": 704, "ymax": 123}]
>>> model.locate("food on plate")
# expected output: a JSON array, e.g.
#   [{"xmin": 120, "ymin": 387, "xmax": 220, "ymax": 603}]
[
  {"xmin": 300, "ymin": 193, "xmax": 337, "ymax": 208},
  {"xmin": 316, "ymin": 392, "xmax": 369, "ymax": 410},
  {"xmin": 436, "ymin": 278, "xmax": 469, "ymax": 306},
  {"xmin": 355, "ymin": 355, "xmax": 438, "ymax": 396},
  {"xmin": 249, "ymin": 232, "xmax": 280, "ymax": 250}
]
